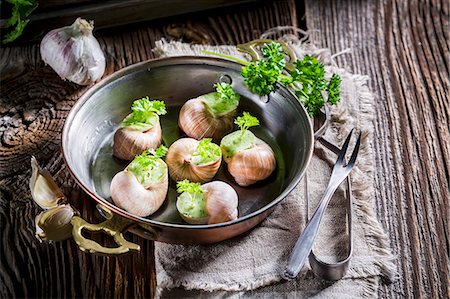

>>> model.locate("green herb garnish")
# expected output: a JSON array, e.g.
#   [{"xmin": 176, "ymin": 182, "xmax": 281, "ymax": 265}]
[
  {"xmin": 127, "ymin": 145, "xmax": 168, "ymax": 186},
  {"xmin": 191, "ymin": 138, "xmax": 221, "ymax": 165},
  {"xmin": 202, "ymin": 42, "xmax": 342, "ymax": 117},
  {"xmin": 122, "ymin": 97, "xmax": 167, "ymax": 131},
  {"xmin": 241, "ymin": 42, "xmax": 286, "ymax": 95},
  {"xmin": 176, "ymin": 179, "xmax": 207, "ymax": 219},
  {"xmin": 3, "ymin": 0, "xmax": 38, "ymax": 44},
  {"xmin": 176, "ymin": 179, "xmax": 204, "ymax": 196},
  {"xmin": 220, "ymin": 112, "xmax": 259, "ymax": 159},
  {"xmin": 235, "ymin": 112, "xmax": 259, "ymax": 136},
  {"xmin": 201, "ymin": 82, "xmax": 240, "ymax": 117}
]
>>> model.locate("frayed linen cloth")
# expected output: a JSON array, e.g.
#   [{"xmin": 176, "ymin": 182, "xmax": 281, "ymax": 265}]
[{"xmin": 152, "ymin": 39, "xmax": 396, "ymax": 298}]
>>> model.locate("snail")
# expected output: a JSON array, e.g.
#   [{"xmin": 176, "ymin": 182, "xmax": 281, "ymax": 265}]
[
  {"xmin": 110, "ymin": 145, "xmax": 169, "ymax": 217},
  {"xmin": 221, "ymin": 112, "xmax": 276, "ymax": 186},
  {"xmin": 176, "ymin": 180, "xmax": 238, "ymax": 224},
  {"xmin": 113, "ymin": 97, "xmax": 167, "ymax": 160},
  {"xmin": 179, "ymin": 82, "xmax": 240, "ymax": 140},
  {"xmin": 165, "ymin": 138, "xmax": 221, "ymax": 183}
]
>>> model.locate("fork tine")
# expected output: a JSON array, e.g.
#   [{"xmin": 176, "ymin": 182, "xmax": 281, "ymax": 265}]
[
  {"xmin": 347, "ymin": 132, "xmax": 362, "ymax": 167},
  {"xmin": 336, "ymin": 129, "xmax": 354, "ymax": 163}
]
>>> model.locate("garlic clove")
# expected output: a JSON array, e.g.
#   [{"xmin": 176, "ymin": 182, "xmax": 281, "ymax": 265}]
[
  {"xmin": 178, "ymin": 97, "xmax": 235, "ymax": 140},
  {"xmin": 30, "ymin": 156, "xmax": 66, "ymax": 210},
  {"xmin": 40, "ymin": 18, "xmax": 105, "ymax": 85},
  {"xmin": 110, "ymin": 169, "xmax": 168, "ymax": 217},
  {"xmin": 113, "ymin": 119, "xmax": 162, "ymax": 160},
  {"xmin": 35, "ymin": 204, "xmax": 75, "ymax": 242},
  {"xmin": 166, "ymin": 138, "xmax": 221, "ymax": 183},
  {"xmin": 203, "ymin": 181, "xmax": 238, "ymax": 224},
  {"xmin": 227, "ymin": 138, "xmax": 276, "ymax": 186}
]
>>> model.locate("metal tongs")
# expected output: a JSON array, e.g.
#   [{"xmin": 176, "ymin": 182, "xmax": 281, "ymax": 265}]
[{"xmin": 284, "ymin": 121, "xmax": 361, "ymax": 281}]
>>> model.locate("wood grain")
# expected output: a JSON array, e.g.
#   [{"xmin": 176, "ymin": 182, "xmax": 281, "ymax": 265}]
[
  {"xmin": 0, "ymin": 1, "xmax": 297, "ymax": 298},
  {"xmin": 304, "ymin": 0, "xmax": 449, "ymax": 298}
]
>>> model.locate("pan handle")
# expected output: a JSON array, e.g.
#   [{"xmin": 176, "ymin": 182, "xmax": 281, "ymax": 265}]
[
  {"xmin": 70, "ymin": 204, "xmax": 160, "ymax": 255},
  {"xmin": 237, "ymin": 39, "xmax": 297, "ymax": 71}
]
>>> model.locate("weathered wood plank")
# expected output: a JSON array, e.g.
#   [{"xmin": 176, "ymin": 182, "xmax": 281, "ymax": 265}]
[{"xmin": 304, "ymin": 0, "xmax": 449, "ymax": 298}]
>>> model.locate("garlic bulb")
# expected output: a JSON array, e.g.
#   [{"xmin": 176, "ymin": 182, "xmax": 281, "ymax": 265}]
[
  {"xmin": 179, "ymin": 82, "xmax": 240, "ymax": 140},
  {"xmin": 179, "ymin": 97, "xmax": 235, "ymax": 140},
  {"xmin": 113, "ymin": 119, "xmax": 162, "ymax": 160},
  {"xmin": 35, "ymin": 204, "xmax": 75, "ymax": 241},
  {"xmin": 40, "ymin": 18, "xmax": 105, "ymax": 85},
  {"xmin": 221, "ymin": 112, "xmax": 276, "ymax": 186},
  {"xmin": 176, "ymin": 180, "xmax": 238, "ymax": 225},
  {"xmin": 226, "ymin": 138, "xmax": 276, "ymax": 186},
  {"xmin": 30, "ymin": 156, "xmax": 66, "ymax": 209},
  {"xmin": 110, "ymin": 146, "xmax": 169, "ymax": 217},
  {"xmin": 113, "ymin": 98, "xmax": 166, "ymax": 160},
  {"xmin": 166, "ymin": 138, "xmax": 221, "ymax": 183}
]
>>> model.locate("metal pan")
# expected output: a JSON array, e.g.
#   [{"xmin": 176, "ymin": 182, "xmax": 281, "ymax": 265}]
[{"xmin": 62, "ymin": 55, "xmax": 315, "ymax": 253}]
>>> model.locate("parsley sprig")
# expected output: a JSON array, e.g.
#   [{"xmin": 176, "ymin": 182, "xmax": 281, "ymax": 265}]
[
  {"xmin": 127, "ymin": 145, "xmax": 168, "ymax": 185},
  {"xmin": 3, "ymin": 0, "xmax": 38, "ymax": 44},
  {"xmin": 235, "ymin": 112, "xmax": 259, "ymax": 137},
  {"xmin": 122, "ymin": 97, "xmax": 167, "ymax": 131},
  {"xmin": 202, "ymin": 41, "xmax": 342, "ymax": 117},
  {"xmin": 176, "ymin": 179, "xmax": 204, "ymax": 197},
  {"xmin": 191, "ymin": 138, "xmax": 221, "ymax": 165},
  {"xmin": 220, "ymin": 112, "xmax": 259, "ymax": 159},
  {"xmin": 202, "ymin": 82, "xmax": 240, "ymax": 117}
]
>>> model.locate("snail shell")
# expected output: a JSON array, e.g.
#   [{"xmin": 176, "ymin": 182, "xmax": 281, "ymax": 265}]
[
  {"xmin": 178, "ymin": 181, "xmax": 238, "ymax": 225},
  {"xmin": 226, "ymin": 138, "xmax": 276, "ymax": 186},
  {"xmin": 166, "ymin": 138, "xmax": 221, "ymax": 183},
  {"xmin": 203, "ymin": 181, "xmax": 238, "ymax": 224},
  {"xmin": 110, "ymin": 168, "xmax": 168, "ymax": 217},
  {"xmin": 113, "ymin": 119, "xmax": 162, "ymax": 160},
  {"xmin": 178, "ymin": 97, "xmax": 235, "ymax": 140}
]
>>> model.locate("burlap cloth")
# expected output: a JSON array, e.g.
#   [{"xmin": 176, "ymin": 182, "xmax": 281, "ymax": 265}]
[{"xmin": 152, "ymin": 38, "xmax": 396, "ymax": 298}]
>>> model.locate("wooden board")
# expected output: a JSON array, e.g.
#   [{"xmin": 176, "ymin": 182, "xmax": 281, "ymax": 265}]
[
  {"xmin": 304, "ymin": 0, "xmax": 449, "ymax": 298},
  {"xmin": 0, "ymin": 0, "xmax": 449, "ymax": 298}
]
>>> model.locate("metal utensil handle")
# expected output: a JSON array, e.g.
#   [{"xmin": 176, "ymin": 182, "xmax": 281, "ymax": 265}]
[{"xmin": 283, "ymin": 177, "xmax": 346, "ymax": 279}]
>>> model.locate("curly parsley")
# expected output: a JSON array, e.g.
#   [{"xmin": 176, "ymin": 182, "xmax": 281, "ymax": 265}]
[{"xmin": 122, "ymin": 97, "xmax": 167, "ymax": 131}]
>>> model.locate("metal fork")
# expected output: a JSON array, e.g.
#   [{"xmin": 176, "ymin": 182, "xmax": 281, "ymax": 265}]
[{"xmin": 283, "ymin": 129, "xmax": 362, "ymax": 280}]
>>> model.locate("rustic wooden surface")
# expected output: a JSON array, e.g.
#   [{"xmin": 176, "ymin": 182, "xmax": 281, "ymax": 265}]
[{"xmin": 0, "ymin": 0, "xmax": 448, "ymax": 298}]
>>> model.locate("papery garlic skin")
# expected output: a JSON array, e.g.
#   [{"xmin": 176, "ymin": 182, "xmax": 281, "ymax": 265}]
[
  {"xmin": 166, "ymin": 138, "xmax": 221, "ymax": 183},
  {"xmin": 203, "ymin": 181, "xmax": 238, "ymax": 224},
  {"xmin": 110, "ymin": 168, "xmax": 168, "ymax": 217},
  {"xmin": 179, "ymin": 97, "xmax": 235, "ymax": 140},
  {"xmin": 40, "ymin": 18, "xmax": 105, "ymax": 85},
  {"xmin": 30, "ymin": 156, "xmax": 66, "ymax": 210},
  {"xmin": 225, "ymin": 138, "xmax": 276, "ymax": 186},
  {"xmin": 35, "ymin": 204, "xmax": 75, "ymax": 241},
  {"xmin": 113, "ymin": 119, "xmax": 162, "ymax": 160}
]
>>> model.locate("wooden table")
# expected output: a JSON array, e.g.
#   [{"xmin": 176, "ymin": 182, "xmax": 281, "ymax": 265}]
[{"xmin": 0, "ymin": 0, "xmax": 448, "ymax": 298}]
